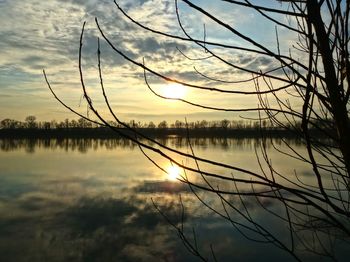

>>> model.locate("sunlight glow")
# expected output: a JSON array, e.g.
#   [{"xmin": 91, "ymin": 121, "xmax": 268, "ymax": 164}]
[
  {"xmin": 167, "ymin": 165, "xmax": 181, "ymax": 181},
  {"xmin": 162, "ymin": 83, "xmax": 187, "ymax": 99}
]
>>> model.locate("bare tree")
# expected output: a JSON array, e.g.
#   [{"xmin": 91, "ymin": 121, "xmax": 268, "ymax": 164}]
[
  {"xmin": 44, "ymin": 0, "xmax": 350, "ymax": 260},
  {"xmin": 25, "ymin": 115, "xmax": 37, "ymax": 129}
]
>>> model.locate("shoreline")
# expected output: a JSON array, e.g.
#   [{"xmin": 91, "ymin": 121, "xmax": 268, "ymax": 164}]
[{"xmin": 0, "ymin": 127, "xmax": 324, "ymax": 139}]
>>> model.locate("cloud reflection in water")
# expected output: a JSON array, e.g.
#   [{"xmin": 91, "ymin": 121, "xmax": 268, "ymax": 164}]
[{"xmin": 0, "ymin": 138, "xmax": 323, "ymax": 261}]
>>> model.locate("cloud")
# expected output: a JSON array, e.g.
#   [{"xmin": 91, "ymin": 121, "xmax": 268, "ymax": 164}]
[
  {"xmin": 0, "ymin": 194, "xmax": 186, "ymax": 261},
  {"xmin": 61, "ymin": 197, "xmax": 137, "ymax": 235},
  {"xmin": 0, "ymin": 0, "xmax": 303, "ymax": 122}
]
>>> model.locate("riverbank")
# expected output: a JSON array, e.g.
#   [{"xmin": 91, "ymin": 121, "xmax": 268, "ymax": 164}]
[{"xmin": 0, "ymin": 127, "xmax": 325, "ymax": 139}]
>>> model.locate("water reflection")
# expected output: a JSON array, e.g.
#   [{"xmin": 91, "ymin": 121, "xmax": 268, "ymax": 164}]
[
  {"xmin": 0, "ymin": 138, "xmax": 138, "ymax": 153},
  {"xmin": 0, "ymin": 138, "xmax": 342, "ymax": 261},
  {"xmin": 0, "ymin": 137, "xmax": 304, "ymax": 154},
  {"xmin": 166, "ymin": 165, "xmax": 181, "ymax": 181},
  {"xmin": 0, "ymin": 196, "xmax": 189, "ymax": 261},
  {"xmin": 135, "ymin": 180, "xmax": 190, "ymax": 194}
]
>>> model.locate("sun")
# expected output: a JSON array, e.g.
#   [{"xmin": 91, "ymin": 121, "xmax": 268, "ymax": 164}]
[
  {"xmin": 167, "ymin": 165, "xmax": 181, "ymax": 181},
  {"xmin": 162, "ymin": 83, "xmax": 187, "ymax": 99}
]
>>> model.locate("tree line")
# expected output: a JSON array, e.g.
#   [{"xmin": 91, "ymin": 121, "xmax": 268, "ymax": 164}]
[{"xmin": 1, "ymin": 116, "xmax": 299, "ymax": 130}]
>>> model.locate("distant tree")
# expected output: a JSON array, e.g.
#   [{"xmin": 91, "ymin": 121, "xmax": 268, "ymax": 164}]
[
  {"xmin": 25, "ymin": 115, "xmax": 37, "ymax": 129},
  {"xmin": 187, "ymin": 121, "xmax": 195, "ymax": 129},
  {"xmin": 253, "ymin": 120, "xmax": 260, "ymax": 130},
  {"xmin": 129, "ymin": 120, "xmax": 138, "ymax": 128},
  {"xmin": 70, "ymin": 119, "xmax": 78, "ymax": 128},
  {"xmin": 147, "ymin": 121, "xmax": 156, "ymax": 128},
  {"xmin": 209, "ymin": 121, "xmax": 218, "ymax": 128},
  {"xmin": 220, "ymin": 119, "xmax": 230, "ymax": 129},
  {"xmin": 77, "ymin": 117, "xmax": 91, "ymax": 128},
  {"xmin": 42, "ymin": 121, "xmax": 51, "ymax": 130},
  {"xmin": 0, "ymin": 118, "xmax": 18, "ymax": 129},
  {"xmin": 235, "ymin": 120, "xmax": 245, "ymax": 129},
  {"xmin": 158, "ymin": 120, "xmax": 168, "ymax": 129},
  {"xmin": 174, "ymin": 120, "xmax": 184, "ymax": 129},
  {"xmin": 56, "ymin": 121, "xmax": 65, "ymax": 129},
  {"xmin": 199, "ymin": 120, "xmax": 208, "ymax": 129},
  {"xmin": 50, "ymin": 120, "xmax": 57, "ymax": 129},
  {"xmin": 64, "ymin": 118, "xmax": 69, "ymax": 129}
]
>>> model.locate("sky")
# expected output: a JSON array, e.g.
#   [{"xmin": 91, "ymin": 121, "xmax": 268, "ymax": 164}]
[{"xmin": 0, "ymin": 0, "xmax": 300, "ymax": 123}]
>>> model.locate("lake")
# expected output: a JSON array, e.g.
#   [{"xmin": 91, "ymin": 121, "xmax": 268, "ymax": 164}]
[{"xmin": 0, "ymin": 137, "xmax": 347, "ymax": 261}]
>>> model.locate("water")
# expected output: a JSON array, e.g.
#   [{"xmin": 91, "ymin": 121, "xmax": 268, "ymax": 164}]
[{"xmin": 0, "ymin": 138, "xmax": 347, "ymax": 261}]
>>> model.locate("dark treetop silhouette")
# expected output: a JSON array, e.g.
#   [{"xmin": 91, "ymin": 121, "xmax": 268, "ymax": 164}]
[{"xmin": 44, "ymin": 1, "xmax": 350, "ymax": 261}]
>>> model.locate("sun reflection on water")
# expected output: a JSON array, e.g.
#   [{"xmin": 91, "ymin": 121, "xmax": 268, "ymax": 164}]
[{"xmin": 167, "ymin": 165, "xmax": 181, "ymax": 181}]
